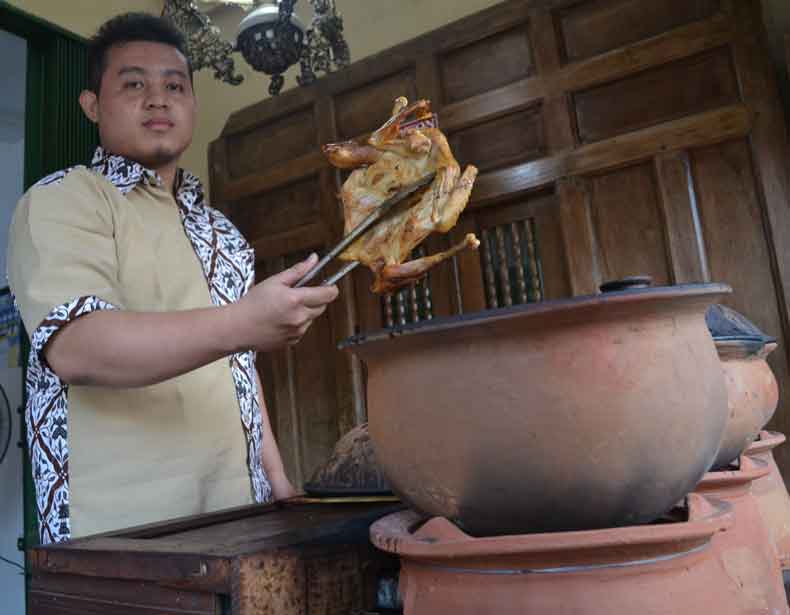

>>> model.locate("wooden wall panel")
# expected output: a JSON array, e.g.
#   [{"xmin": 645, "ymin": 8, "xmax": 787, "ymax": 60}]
[
  {"xmin": 291, "ymin": 307, "xmax": 340, "ymax": 480},
  {"xmin": 448, "ymin": 104, "xmax": 546, "ymax": 173},
  {"xmin": 234, "ymin": 177, "xmax": 320, "ymax": 240},
  {"xmin": 450, "ymin": 215, "xmax": 488, "ymax": 314},
  {"xmin": 258, "ymin": 252, "xmax": 341, "ymax": 484},
  {"xmin": 654, "ymin": 151, "xmax": 710, "ymax": 284},
  {"xmin": 556, "ymin": 0, "xmax": 721, "ymax": 63},
  {"xmin": 573, "ymin": 48, "xmax": 740, "ymax": 143},
  {"xmin": 691, "ymin": 139, "xmax": 790, "ymax": 471},
  {"xmin": 590, "ymin": 163, "xmax": 671, "ymax": 285},
  {"xmin": 558, "ymin": 177, "xmax": 601, "ymax": 296},
  {"xmin": 419, "ymin": 234, "xmax": 457, "ymax": 318},
  {"xmin": 786, "ymin": 34, "xmax": 790, "ymax": 82},
  {"xmin": 531, "ymin": 197, "xmax": 571, "ymax": 300},
  {"xmin": 226, "ymin": 106, "xmax": 316, "ymax": 179},
  {"xmin": 439, "ymin": 21, "xmax": 533, "ymax": 104},
  {"xmin": 335, "ymin": 70, "xmax": 417, "ymax": 139},
  {"xmin": 257, "ymin": 257, "xmax": 301, "ymax": 481}
]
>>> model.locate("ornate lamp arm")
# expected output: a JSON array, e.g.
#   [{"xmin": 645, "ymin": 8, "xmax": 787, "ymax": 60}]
[{"xmin": 162, "ymin": 0, "xmax": 245, "ymax": 86}]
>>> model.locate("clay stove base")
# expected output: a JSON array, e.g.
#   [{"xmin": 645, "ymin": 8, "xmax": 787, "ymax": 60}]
[
  {"xmin": 745, "ymin": 431, "xmax": 790, "ymax": 569},
  {"xmin": 693, "ymin": 454, "xmax": 788, "ymax": 614},
  {"xmin": 371, "ymin": 494, "xmax": 752, "ymax": 615}
]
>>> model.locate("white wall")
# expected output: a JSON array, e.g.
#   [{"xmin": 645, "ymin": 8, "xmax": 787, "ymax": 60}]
[{"xmin": 0, "ymin": 27, "xmax": 27, "ymax": 615}]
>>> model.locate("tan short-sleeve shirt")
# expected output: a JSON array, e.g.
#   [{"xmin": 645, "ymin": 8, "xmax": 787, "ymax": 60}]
[{"xmin": 8, "ymin": 148, "xmax": 271, "ymax": 543}]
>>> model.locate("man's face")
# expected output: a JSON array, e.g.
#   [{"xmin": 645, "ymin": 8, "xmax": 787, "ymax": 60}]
[{"xmin": 80, "ymin": 41, "xmax": 196, "ymax": 171}]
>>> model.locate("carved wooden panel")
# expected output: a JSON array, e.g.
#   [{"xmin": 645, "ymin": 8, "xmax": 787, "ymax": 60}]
[
  {"xmin": 448, "ymin": 104, "xmax": 546, "ymax": 173},
  {"xmin": 786, "ymin": 34, "xmax": 790, "ymax": 81},
  {"xmin": 335, "ymin": 70, "xmax": 417, "ymax": 139},
  {"xmin": 590, "ymin": 163, "xmax": 671, "ymax": 285},
  {"xmin": 573, "ymin": 48, "xmax": 740, "ymax": 143},
  {"xmin": 234, "ymin": 177, "xmax": 320, "ymax": 239},
  {"xmin": 654, "ymin": 151, "xmax": 710, "ymax": 284},
  {"xmin": 258, "ymin": 253, "xmax": 341, "ymax": 483},
  {"xmin": 691, "ymin": 139, "xmax": 790, "ymax": 471},
  {"xmin": 226, "ymin": 106, "xmax": 316, "ymax": 179},
  {"xmin": 439, "ymin": 21, "xmax": 534, "ymax": 104},
  {"xmin": 211, "ymin": 0, "xmax": 790, "ymax": 482},
  {"xmin": 556, "ymin": 0, "xmax": 721, "ymax": 63}
]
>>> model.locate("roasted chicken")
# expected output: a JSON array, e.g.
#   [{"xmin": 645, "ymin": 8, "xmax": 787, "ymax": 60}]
[{"xmin": 322, "ymin": 97, "xmax": 479, "ymax": 294}]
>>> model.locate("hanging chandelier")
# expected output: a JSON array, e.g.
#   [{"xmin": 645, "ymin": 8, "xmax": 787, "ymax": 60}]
[{"xmin": 162, "ymin": 0, "xmax": 351, "ymax": 96}]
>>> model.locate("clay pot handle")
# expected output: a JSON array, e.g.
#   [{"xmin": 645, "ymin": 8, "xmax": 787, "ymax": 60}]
[
  {"xmin": 759, "ymin": 341, "xmax": 779, "ymax": 359},
  {"xmin": 413, "ymin": 516, "xmax": 473, "ymax": 542}
]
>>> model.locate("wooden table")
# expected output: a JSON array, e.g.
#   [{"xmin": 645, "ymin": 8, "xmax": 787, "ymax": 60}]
[{"xmin": 28, "ymin": 500, "xmax": 402, "ymax": 614}]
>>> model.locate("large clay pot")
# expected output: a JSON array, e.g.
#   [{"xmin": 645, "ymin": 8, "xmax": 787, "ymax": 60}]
[
  {"xmin": 342, "ymin": 283, "xmax": 730, "ymax": 535},
  {"xmin": 693, "ymin": 455, "xmax": 788, "ymax": 613},
  {"xmin": 746, "ymin": 431, "xmax": 790, "ymax": 569},
  {"xmin": 707, "ymin": 304, "xmax": 779, "ymax": 468},
  {"xmin": 371, "ymin": 494, "xmax": 744, "ymax": 615}
]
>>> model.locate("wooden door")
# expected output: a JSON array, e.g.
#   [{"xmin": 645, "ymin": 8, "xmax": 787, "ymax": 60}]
[{"xmin": 211, "ymin": 0, "xmax": 790, "ymax": 483}]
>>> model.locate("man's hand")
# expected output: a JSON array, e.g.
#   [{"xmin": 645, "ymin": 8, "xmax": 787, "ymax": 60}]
[
  {"xmin": 229, "ymin": 254, "xmax": 339, "ymax": 353},
  {"xmin": 44, "ymin": 254, "xmax": 340, "ymax": 388}
]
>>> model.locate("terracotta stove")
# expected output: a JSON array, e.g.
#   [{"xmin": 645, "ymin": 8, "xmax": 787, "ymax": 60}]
[
  {"xmin": 343, "ymin": 284, "xmax": 789, "ymax": 613},
  {"xmin": 370, "ymin": 446, "xmax": 790, "ymax": 615}
]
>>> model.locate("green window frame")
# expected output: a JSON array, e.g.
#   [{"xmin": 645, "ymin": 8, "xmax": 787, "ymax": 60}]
[{"xmin": 0, "ymin": 4, "xmax": 98, "ymax": 612}]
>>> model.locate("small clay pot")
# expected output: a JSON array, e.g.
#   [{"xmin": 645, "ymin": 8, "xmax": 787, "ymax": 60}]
[
  {"xmin": 370, "ymin": 494, "xmax": 744, "ymax": 615},
  {"xmin": 303, "ymin": 423, "xmax": 392, "ymax": 496},
  {"xmin": 712, "ymin": 340, "xmax": 779, "ymax": 468},
  {"xmin": 693, "ymin": 455, "xmax": 788, "ymax": 614},
  {"xmin": 706, "ymin": 304, "xmax": 779, "ymax": 468},
  {"xmin": 745, "ymin": 431, "xmax": 790, "ymax": 569}
]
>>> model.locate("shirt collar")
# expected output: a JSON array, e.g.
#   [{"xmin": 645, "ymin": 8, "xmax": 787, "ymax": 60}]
[{"xmin": 90, "ymin": 146, "xmax": 204, "ymax": 211}]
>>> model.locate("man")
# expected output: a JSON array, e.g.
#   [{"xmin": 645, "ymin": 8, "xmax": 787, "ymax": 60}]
[{"xmin": 7, "ymin": 13, "xmax": 338, "ymax": 544}]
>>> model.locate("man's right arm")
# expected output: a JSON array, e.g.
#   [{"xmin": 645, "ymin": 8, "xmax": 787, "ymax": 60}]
[
  {"xmin": 8, "ymin": 176, "xmax": 336, "ymax": 390},
  {"xmin": 44, "ymin": 254, "xmax": 337, "ymax": 388}
]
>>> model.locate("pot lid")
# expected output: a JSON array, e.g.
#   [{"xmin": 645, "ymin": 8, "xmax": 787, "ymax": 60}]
[{"xmin": 705, "ymin": 304, "xmax": 776, "ymax": 353}]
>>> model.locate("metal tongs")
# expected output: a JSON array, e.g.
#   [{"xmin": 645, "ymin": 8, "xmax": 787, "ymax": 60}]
[{"xmin": 295, "ymin": 172, "xmax": 436, "ymax": 288}]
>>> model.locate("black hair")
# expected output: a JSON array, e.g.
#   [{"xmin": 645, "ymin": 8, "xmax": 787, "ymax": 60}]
[{"xmin": 87, "ymin": 12, "xmax": 194, "ymax": 94}]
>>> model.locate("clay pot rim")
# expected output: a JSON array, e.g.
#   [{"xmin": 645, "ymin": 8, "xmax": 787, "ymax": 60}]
[
  {"xmin": 340, "ymin": 282, "xmax": 731, "ymax": 349},
  {"xmin": 698, "ymin": 454, "xmax": 770, "ymax": 489},
  {"xmin": 714, "ymin": 337, "xmax": 773, "ymax": 359},
  {"xmin": 745, "ymin": 430, "xmax": 786, "ymax": 456},
  {"xmin": 370, "ymin": 494, "xmax": 733, "ymax": 560}
]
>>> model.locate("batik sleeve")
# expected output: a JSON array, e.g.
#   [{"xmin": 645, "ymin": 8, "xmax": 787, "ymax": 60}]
[{"xmin": 6, "ymin": 170, "xmax": 123, "ymax": 544}]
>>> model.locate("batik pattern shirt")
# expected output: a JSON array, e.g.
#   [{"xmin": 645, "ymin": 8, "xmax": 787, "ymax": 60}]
[{"xmin": 18, "ymin": 148, "xmax": 270, "ymax": 544}]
